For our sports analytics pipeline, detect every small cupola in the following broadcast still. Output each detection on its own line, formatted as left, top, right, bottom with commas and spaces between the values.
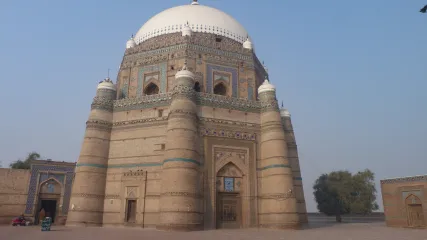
97, 77, 116, 91
126, 35, 136, 49
182, 21, 192, 37
243, 36, 253, 50
257, 77, 276, 94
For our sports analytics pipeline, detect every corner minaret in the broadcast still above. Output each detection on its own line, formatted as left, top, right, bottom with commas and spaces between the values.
280, 107, 308, 224
157, 63, 203, 231
258, 79, 300, 229
66, 77, 116, 226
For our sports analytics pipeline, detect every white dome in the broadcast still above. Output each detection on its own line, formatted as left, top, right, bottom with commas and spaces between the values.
134, 3, 250, 44
258, 79, 276, 94
181, 23, 192, 37
97, 78, 116, 91
126, 37, 136, 49
243, 37, 253, 50
280, 108, 291, 117
175, 64, 195, 80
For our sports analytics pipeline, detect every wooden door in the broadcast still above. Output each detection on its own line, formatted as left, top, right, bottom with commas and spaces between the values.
217, 193, 241, 229
407, 204, 425, 228
126, 200, 137, 223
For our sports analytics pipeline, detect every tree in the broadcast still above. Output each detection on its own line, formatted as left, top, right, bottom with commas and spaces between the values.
313, 169, 379, 222
9, 152, 41, 169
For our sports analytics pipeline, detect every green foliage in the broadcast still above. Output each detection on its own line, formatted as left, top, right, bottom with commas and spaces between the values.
9, 152, 41, 169
313, 169, 379, 220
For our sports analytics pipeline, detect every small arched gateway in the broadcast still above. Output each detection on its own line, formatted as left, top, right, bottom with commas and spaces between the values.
36, 178, 62, 224
381, 175, 427, 229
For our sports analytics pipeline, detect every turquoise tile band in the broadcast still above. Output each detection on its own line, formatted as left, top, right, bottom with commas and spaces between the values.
258, 164, 291, 171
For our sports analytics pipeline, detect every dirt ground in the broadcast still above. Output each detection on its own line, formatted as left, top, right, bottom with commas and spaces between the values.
0, 222, 425, 240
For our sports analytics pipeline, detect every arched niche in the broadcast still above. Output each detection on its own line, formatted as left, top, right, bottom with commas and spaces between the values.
144, 82, 159, 95
405, 194, 423, 205
39, 178, 62, 195
213, 83, 227, 96
194, 81, 201, 92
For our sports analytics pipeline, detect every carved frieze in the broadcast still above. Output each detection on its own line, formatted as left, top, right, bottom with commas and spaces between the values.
105, 194, 120, 199
200, 128, 256, 141
381, 175, 427, 184
123, 169, 145, 177
160, 191, 203, 199
91, 96, 114, 112
259, 190, 296, 200
113, 116, 168, 127
113, 92, 261, 113
200, 117, 259, 128
71, 193, 105, 199
86, 119, 112, 131
259, 99, 279, 113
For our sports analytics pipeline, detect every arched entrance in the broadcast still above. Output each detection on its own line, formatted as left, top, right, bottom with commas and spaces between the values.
406, 194, 425, 228
36, 178, 62, 224
216, 162, 243, 229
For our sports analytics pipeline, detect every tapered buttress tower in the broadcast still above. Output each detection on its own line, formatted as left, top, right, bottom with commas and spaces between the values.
67, 0, 307, 230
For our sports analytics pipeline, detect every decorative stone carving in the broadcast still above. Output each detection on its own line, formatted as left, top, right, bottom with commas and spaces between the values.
259, 190, 296, 200
105, 194, 120, 199
113, 92, 261, 113
91, 96, 114, 112
381, 175, 427, 184
200, 117, 259, 128
127, 187, 138, 198
123, 169, 145, 177
161, 192, 203, 199
86, 119, 112, 131
71, 193, 105, 199
200, 128, 256, 141
259, 99, 279, 113
113, 116, 168, 127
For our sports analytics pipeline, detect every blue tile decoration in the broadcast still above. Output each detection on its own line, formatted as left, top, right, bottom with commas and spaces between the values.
39, 173, 65, 185
247, 86, 253, 100
137, 62, 167, 96
206, 64, 238, 97
224, 177, 234, 192
25, 164, 75, 215
120, 83, 128, 99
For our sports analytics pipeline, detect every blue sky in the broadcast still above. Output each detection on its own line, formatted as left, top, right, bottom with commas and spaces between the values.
1, 0, 426, 212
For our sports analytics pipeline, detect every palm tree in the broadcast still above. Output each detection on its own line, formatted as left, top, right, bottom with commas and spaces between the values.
420, 5, 427, 13
10, 152, 41, 169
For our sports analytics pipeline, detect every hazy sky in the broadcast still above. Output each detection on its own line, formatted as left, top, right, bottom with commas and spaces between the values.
1, 0, 426, 212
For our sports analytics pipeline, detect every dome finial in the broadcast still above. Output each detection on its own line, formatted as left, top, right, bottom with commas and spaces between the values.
191, 0, 200, 5
281, 100, 284, 108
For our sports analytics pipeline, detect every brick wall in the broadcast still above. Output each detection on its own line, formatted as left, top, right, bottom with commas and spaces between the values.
0, 168, 30, 224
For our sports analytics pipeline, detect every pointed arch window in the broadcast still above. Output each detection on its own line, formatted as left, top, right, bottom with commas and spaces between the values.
144, 83, 159, 95
194, 82, 201, 92
213, 83, 227, 96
